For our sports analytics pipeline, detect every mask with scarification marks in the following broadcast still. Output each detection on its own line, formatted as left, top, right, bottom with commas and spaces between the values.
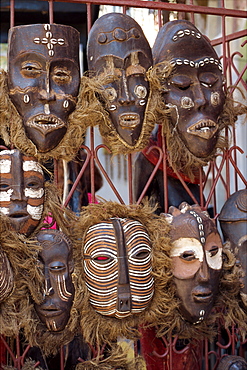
83, 217, 154, 318
153, 20, 225, 159
0, 149, 45, 236
34, 229, 74, 332
163, 202, 223, 324
7, 23, 80, 153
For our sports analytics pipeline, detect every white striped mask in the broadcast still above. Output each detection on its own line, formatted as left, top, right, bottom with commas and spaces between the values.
0, 149, 44, 236
83, 217, 154, 319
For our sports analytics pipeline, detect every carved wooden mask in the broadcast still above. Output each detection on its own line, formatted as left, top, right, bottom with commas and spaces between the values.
165, 202, 223, 324
7, 24, 80, 153
83, 217, 154, 318
0, 149, 45, 236
219, 189, 247, 294
34, 229, 75, 332
152, 20, 225, 159
87, 13, 152, 149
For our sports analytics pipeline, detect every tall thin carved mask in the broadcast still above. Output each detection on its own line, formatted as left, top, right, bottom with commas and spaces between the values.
87, 13, 153, 153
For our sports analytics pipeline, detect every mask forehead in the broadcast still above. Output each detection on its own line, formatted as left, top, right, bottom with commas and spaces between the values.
8, 23, 79, 64
87, 13, 152, 71
153, 19, 221, 67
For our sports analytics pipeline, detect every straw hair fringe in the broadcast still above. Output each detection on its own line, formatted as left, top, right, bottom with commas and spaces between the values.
73, 200, 172, 345
0, 71, 89, 162
0, 215, 44, 336
75, 343, 145, 370
148, 63, 245, 181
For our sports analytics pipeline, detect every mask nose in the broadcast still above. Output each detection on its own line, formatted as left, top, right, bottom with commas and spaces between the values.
193, 83, 207, 109
10, 184, 26, 201
197, 258, 210, 282
43, 270, 54, 298
118, 71, 134, 105
117, 285, 131, 312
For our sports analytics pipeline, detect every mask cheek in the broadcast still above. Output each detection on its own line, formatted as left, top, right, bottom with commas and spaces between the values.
27, 204, 44, 221
206, 248, 222, 270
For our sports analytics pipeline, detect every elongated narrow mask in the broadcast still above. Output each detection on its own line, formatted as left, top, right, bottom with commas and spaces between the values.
83, 217, 154, 318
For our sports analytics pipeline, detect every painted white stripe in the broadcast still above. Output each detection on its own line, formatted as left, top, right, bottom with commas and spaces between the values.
171, 237, 203, 262
0, 159, 11, 173
0, 189, 13, 202
27, 204, 43, 220
24, 188, 44, 199
23, 160, 43, 174
0, 207, 9, 215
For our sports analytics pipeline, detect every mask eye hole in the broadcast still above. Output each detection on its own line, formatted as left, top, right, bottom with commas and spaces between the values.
104, 87, 117, 102
180, 250, 196, 261
134, 251, 149, 259
52, 67, 72, 85
0, 183, 10, 190
134, 85, 147, 99
49, 261, 66, 272
92, 255, 114, 264
208, 246, 219, 257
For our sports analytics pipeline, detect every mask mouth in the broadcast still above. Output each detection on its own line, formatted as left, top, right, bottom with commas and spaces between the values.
9, 211, 29, 219
192, 287, 213, 303
26, 114, 66, 134
187, 119, 218, 139
119, 113, 140, 129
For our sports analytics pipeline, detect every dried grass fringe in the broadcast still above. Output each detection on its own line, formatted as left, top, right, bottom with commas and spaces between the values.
0, 215, 44, 336
0, 71, 90, 162
73, 200, 172, 346
75, 343, 145, 370
148, 62, 246, 181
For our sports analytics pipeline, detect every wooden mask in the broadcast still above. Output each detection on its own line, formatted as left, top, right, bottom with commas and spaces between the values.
165, 202, 223, 324
34, 229, 75, 332
83, 217, 154, 318
8, 24, 80, 153
152, 20, 225, 160
0, 149, 45, 236
219, 189, 247, 294
87, 13, 153, 152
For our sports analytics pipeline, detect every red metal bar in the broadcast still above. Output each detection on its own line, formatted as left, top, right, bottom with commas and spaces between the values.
49, 0, 54, 23
10, 0, 15, 27
38, 0, 247, 18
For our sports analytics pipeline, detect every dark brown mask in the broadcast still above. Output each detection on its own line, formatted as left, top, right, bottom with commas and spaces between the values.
34, 229, 75, 332
219, 189, 247, 294
163, 202, 223, 324
7, 24, 80, 153
0, 149, 45, 236
152, 20, 225, 159
87, 13, 152, 149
